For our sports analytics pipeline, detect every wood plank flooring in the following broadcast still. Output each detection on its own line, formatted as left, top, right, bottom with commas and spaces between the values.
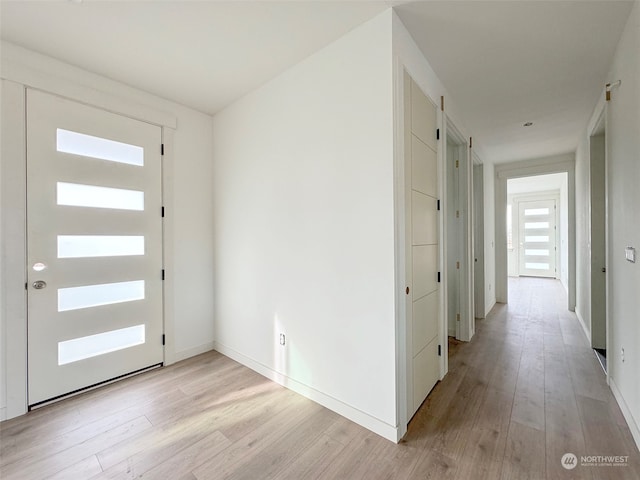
1, 277, 639, 479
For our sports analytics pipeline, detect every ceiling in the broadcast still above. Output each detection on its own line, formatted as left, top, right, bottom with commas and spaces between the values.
0, 1, 393, 113
395, 1, 634, 163
0, 1, 634, 164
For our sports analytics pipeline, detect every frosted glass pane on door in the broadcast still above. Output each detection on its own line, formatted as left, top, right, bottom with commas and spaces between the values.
58, 280, 144, 312
525, 249, 550, 256
525, 236, 549, 242
525, 262, 550, 270
57, 182, 144, 211
58, 324, 145, 365
524, 222, 549, 229
524, 208, 550, 216
58, 235, 144, 258
57, 129, 144, 166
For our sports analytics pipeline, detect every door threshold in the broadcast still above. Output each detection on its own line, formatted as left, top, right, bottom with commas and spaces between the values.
593, 348, 607, 374
29, 363, 163, 410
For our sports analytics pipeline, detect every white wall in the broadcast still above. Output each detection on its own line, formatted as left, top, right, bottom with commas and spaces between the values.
576, 0, 640, 448
211, 11, 398, 440
483, 162, 496, 315
0, 43, 215, 419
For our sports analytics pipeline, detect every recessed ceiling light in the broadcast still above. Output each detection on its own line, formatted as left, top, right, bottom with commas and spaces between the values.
523, 122, 533, 127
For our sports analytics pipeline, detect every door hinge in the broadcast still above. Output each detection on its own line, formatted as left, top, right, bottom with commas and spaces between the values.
25, 282, 28, 290
161, 144, 165, 155
456, 210, 460, 218
162, 334, 166, 346
437, 199, 441, 211
437, 271, 441, 283
438, 344, 442, 356
162, 269, 165, 280
456, 313, 460, 322
161, 206, 165, 217
436, 128, 440, 140
456, 261, 460, 269
440, 96, 444, 112
455, 160, 459, 168
469, 137, 473, 149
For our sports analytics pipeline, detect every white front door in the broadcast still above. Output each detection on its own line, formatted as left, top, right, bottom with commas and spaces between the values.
518, 199, 557, 278
27, 90, 164, 405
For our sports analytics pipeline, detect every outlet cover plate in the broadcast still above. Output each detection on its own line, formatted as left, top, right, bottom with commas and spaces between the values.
625, 247, 636, 263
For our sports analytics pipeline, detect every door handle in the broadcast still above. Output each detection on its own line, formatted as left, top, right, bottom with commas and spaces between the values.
32, 280, 47, 290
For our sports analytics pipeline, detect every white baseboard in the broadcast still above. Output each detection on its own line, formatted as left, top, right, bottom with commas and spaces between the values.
0, 407, 6, 422
610, 377, 640, 452
213, 341, 399, 443
484, 299, 496, 317
574, 307, 591, 344
173, 341, 215, 363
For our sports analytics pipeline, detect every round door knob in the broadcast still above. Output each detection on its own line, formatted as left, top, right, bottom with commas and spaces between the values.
32, 280, 47, 290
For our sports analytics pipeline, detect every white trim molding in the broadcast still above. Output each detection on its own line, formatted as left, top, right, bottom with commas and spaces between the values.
610, 377, 640, 452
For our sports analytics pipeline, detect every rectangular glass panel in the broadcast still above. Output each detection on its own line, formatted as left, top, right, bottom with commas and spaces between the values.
525, 222, 549, 229
58, 235, 144, 258
57, 182, 144, 211
524, 208, 550, 216
58, 324, 145, 365
525, 262, 550, 270
58, 280, 144, 312
57, 129, 144, 166
525, 235, 549, 242
525, 249, 550, 256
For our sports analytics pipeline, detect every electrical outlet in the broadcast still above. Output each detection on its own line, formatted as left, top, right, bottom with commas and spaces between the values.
279, 333, 286, 346
625, 246, 636, 263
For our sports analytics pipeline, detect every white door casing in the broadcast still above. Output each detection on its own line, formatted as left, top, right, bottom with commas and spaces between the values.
405, 74, 440, 419
27, 89, 164, 405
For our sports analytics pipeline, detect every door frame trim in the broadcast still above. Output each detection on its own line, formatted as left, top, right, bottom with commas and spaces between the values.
444, 115, 474, 342
394, 64, 446, 441
586, 94, 610, 385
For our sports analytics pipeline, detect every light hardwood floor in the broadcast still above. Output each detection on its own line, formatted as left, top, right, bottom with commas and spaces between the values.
1, 277, 639, 479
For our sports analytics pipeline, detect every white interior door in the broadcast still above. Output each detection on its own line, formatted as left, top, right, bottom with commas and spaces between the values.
27, 90, 164, 405
518, 199, 557, 278
406, 76, 440, 418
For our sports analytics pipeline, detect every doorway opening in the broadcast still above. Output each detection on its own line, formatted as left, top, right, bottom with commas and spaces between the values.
473, 161, 485, 320
444, 119, 473, 348
506, 173, 568, 289
589, 113, 607, 373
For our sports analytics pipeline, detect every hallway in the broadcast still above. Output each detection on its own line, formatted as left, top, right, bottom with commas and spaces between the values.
1, 279, 639, 479
406, 277, 640, 479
